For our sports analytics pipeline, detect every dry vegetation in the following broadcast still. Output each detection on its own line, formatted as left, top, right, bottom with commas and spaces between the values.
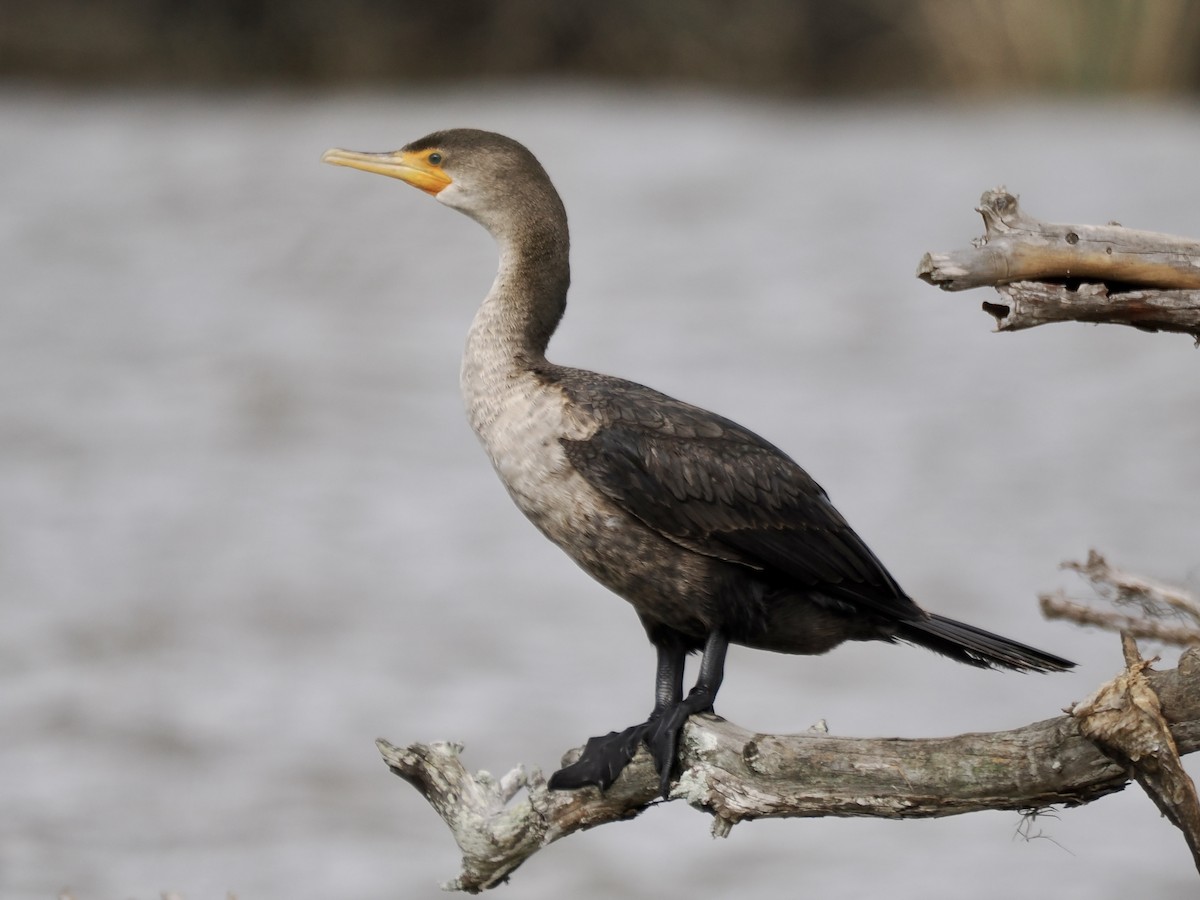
3, 1, 1200, 93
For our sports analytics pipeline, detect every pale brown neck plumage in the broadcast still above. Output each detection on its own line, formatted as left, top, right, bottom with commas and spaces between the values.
459, 170, 571, 443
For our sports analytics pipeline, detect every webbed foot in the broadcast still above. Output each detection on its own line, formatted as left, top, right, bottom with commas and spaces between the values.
547, 722, 651, 792
549, 693, 716, 798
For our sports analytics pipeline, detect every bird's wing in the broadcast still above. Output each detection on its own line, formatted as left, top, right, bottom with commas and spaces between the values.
553, 370, 922, 621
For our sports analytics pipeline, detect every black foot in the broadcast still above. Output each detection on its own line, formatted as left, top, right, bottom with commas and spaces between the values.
549, 694, 715, 798
547, 722, 651, 792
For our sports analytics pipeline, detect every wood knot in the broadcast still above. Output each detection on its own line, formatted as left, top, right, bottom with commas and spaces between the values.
743, 737, 761, 770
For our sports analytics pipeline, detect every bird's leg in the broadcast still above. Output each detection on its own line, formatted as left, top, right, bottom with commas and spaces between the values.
547, 640, 687, 793
650, 638, 686, 717
644, 630, 728, 798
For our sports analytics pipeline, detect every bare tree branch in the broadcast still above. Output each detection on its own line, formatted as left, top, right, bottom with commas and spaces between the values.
918, 188, 1200, 291
986, 281, 1200, 337
1066, 550, 1200, 626
916, 188, 1200, 341
1040, 550, 1200, 645
1041, 593, 1200, 646
379, 647, 1200, 893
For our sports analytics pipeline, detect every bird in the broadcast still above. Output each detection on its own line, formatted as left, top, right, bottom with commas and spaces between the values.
321, 128, 1074, 799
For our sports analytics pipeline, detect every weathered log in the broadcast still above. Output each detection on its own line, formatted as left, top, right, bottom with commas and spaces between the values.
379, 647, 1200, 892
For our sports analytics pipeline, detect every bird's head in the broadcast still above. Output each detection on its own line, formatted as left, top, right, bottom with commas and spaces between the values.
322, 128, 563, 241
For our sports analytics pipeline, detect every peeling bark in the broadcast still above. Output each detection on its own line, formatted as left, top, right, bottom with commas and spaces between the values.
1074, 637, 1200, 874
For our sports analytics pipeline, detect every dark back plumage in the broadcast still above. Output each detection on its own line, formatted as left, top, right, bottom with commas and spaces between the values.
547, 366, 924, 624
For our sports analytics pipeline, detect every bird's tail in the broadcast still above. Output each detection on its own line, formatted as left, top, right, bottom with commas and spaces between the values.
897, 613, 1074, 672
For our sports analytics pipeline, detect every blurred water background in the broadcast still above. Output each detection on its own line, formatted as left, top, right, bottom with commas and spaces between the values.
4, 3, 1200, 899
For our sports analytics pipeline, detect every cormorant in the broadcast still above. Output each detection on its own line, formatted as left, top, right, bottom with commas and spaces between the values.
322, 129, 1074, 798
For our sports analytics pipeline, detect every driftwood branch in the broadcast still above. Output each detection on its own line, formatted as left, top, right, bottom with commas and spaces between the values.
917, 188, 1200, 341
380, 646, 1200, 892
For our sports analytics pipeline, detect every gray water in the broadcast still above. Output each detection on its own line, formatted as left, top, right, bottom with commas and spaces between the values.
3, 85, 1199, 899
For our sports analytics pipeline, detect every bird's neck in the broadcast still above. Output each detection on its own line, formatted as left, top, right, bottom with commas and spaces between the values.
466, 223, 570, 370
461, 219, 570, 440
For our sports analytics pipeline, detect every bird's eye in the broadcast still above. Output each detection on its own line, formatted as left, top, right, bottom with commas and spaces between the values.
428, 152, 443, 166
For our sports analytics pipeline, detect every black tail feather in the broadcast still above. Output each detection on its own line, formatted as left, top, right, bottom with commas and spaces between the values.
898, 614, 1074, 672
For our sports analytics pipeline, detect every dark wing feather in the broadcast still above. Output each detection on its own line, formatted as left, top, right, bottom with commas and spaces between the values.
552, 369, 923, 623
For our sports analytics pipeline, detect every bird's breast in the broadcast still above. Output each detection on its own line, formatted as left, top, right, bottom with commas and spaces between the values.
461, 352, 599, 533
458, 324, 716, 633
459, 358, 715, 634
